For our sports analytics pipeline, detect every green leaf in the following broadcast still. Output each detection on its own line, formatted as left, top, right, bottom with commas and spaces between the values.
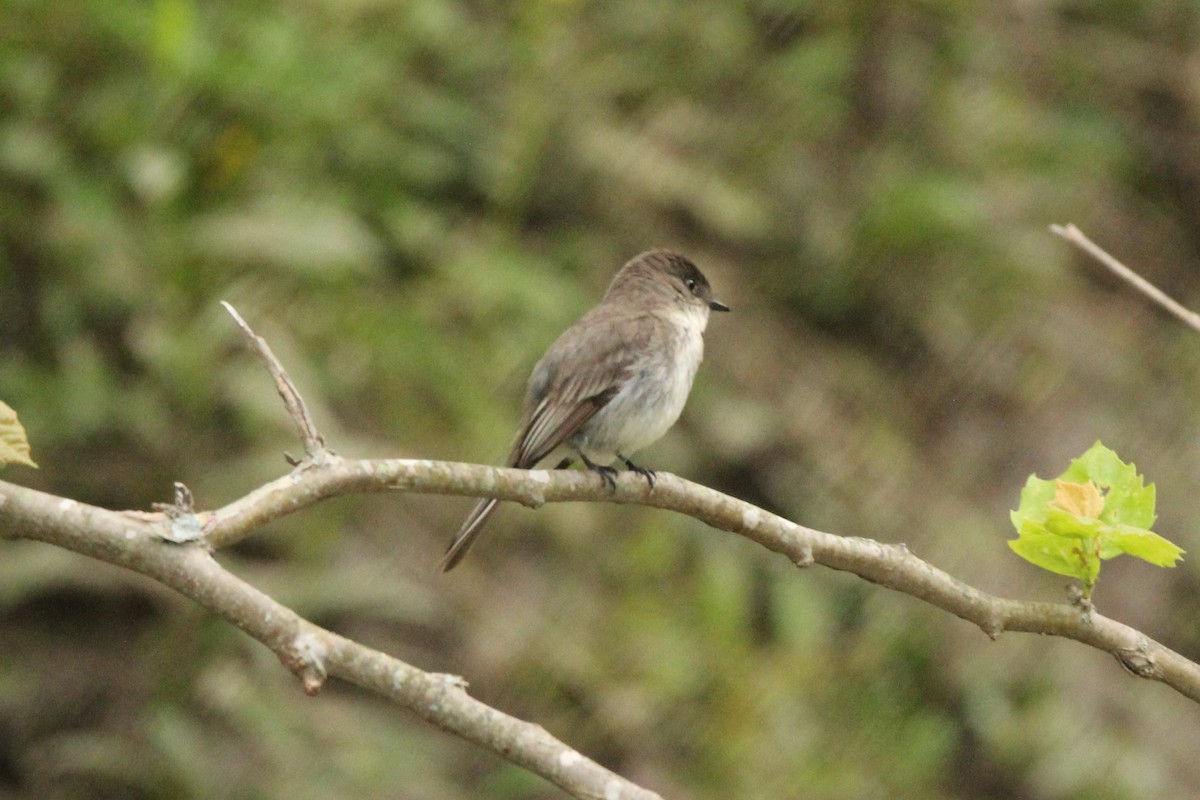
0, 401, 38, 469
1008, 441, 1182, 594
1105, 525, 1185, 567
1043, 507, 1104, 539
1008, 521, 1100, 584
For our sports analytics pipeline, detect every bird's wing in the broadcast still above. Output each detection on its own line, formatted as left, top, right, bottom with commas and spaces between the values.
512, 384, 618, 467
508, 313, 649, 468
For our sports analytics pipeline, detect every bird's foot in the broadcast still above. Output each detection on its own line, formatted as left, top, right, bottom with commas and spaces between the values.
580, 454, 619, 491
620, 454, 656, 489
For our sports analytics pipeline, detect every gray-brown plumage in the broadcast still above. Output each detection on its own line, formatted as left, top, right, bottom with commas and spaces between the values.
440, 249, 729, 571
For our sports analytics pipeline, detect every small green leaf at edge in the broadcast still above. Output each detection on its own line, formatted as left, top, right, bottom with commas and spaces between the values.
1009, 441, 1184, 578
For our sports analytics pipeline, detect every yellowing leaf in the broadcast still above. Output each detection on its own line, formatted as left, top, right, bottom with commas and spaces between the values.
1051, 479, 1104, 519
0, 401, 37, 469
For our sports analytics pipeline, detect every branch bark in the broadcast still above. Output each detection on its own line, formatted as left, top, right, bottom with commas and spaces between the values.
0, 479, 663, 800
1052, 222, 1200, 333
142, 455, 1200, 702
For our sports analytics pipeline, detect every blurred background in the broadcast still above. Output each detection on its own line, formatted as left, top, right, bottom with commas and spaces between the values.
4, 0, 1200, 797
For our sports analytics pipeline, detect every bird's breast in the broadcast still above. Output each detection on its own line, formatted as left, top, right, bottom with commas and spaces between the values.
571, 311, 706, 462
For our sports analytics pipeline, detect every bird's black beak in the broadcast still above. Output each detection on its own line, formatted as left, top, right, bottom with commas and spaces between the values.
709, 299, 731, 312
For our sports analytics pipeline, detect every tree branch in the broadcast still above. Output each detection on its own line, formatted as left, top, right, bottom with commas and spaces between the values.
221, 300, 329, 463
0, 479, 663, 800
1051, 222, 1200, 333
204, 455, 1199, 700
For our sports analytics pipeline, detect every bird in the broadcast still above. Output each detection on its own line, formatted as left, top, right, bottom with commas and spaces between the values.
440, 249, 729, 571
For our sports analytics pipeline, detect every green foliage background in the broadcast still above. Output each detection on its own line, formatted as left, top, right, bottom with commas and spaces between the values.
4, 1, 1200, 797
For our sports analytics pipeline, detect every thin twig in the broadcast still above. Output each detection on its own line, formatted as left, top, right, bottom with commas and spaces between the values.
1051, 223, 1200, 334
221, 301, 328, 462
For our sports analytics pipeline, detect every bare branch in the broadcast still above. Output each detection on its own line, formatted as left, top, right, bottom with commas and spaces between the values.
0, 479, 662, 800
194, 455, 1199, 702
1051, 223, 1200, 334
221, 301, 329, 463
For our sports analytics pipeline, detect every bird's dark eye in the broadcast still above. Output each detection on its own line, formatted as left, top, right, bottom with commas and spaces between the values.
685, 278, 697, 292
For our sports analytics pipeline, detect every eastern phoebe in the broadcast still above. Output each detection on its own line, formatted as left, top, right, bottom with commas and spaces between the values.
440, 249, 729, 572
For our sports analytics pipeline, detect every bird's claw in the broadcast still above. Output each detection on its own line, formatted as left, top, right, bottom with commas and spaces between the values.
580, 454, 620, 492
596, 465, 619, 491
622, 457, 656, 489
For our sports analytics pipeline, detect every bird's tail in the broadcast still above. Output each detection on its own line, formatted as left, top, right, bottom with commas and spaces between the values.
439, 497, 501, 572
